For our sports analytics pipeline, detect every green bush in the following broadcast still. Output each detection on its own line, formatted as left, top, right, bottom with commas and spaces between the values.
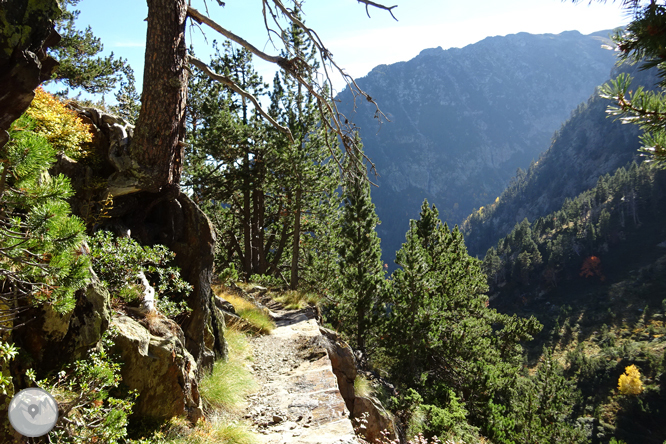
407, 391, 480, 443
89, 231, 192, 318
0, 114, 90, 318
218, 263, 239, 286
40, 335, 136, 443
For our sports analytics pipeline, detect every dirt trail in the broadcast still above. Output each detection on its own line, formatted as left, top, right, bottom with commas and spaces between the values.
244, 307, 359, 444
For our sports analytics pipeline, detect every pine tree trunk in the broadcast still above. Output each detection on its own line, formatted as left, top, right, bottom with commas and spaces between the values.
118, 0, 188, 195
243, 155, 252, 279
290, 188, 302, 290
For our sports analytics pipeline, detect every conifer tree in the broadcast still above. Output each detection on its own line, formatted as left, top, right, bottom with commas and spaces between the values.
48, 0, 129, 95
336, 155, 385, 353
268, 18, 343, 290
382, 200, 541, 424
503, 348, 587, 444
0, 112, 90, 328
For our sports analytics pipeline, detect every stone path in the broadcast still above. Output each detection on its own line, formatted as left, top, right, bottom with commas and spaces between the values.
244, 308, 359, 444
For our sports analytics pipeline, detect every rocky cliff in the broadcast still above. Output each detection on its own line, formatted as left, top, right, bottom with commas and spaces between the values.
338, 30, 619, 267
462, 63, 660, 257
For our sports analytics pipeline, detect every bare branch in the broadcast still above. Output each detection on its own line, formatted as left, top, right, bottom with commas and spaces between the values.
188, 56, 294, 143
356, 0, 398, 20
187, 1, 395, 182
188, 7, 292, 69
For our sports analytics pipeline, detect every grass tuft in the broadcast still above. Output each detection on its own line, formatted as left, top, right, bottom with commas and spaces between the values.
199, 328, 256, 413
273, 290, 320, 310
213, 287, 275, 334
354, 375, 375, 398
167, 419, 258, 444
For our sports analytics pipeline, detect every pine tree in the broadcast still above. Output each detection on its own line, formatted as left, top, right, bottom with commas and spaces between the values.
0, 112, 90, 328
382, 200, 542, 424
268, 18, 343, 290
503, 348, 587, 444
184, 41, 276, 280
336, 158, 385, 353
47, 0, 129, 95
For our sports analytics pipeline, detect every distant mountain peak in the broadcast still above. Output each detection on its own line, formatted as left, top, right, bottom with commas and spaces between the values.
337, 29, 619, 269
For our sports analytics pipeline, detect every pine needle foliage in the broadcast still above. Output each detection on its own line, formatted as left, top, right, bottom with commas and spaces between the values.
0, 114, 90, 324
382, 200, 542, 437
335, 158, 385, 353
48, 0, 128, 95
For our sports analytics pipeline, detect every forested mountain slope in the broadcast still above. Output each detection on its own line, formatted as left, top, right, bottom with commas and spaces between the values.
338, 30, 618, 266
463, 63, 660, 257
481, 160, 666, 444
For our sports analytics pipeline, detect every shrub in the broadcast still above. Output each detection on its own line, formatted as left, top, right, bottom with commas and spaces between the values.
25, 88, 93, 159
0, 115, 90, 319
618, 364, 643, 395
218, 263, 239, 286
89, 231, 192, 318
407, 392, 479, 443
39, 335, 136, 443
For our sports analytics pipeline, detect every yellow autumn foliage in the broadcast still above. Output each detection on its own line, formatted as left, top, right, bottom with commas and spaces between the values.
618, 364, 643, 395
25, 88, 93, 159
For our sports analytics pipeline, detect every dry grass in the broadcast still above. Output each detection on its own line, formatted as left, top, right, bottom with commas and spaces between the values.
213, 286, 275, 335
273, 290, 320, 310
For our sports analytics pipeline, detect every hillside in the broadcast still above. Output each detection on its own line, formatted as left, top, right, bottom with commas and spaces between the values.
462, 63, 660, 257
481, 160, 666, 444
338, 30, 618, 267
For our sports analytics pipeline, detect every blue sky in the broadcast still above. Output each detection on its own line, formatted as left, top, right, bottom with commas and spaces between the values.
72, 0, 630, 99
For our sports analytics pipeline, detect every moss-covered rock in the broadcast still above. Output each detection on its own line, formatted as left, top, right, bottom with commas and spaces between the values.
109, 315, 203, 422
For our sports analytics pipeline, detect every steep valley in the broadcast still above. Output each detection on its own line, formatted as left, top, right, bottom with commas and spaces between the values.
337, 30, 619, 267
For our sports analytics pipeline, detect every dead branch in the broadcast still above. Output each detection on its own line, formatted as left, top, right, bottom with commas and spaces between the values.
188, 56, 294, 142
186, 0, 398, 181
356, 0, 398, 20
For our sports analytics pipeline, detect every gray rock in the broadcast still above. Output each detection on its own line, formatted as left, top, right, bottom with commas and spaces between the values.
110, 315, 203, 422
353, 396, 397, 444
319, 327, 357, 414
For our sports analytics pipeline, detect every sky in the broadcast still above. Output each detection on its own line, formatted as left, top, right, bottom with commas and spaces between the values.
72, 0, 631, 99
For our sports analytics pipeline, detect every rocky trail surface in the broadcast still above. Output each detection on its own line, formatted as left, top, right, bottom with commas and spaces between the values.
243, 304, 359, 444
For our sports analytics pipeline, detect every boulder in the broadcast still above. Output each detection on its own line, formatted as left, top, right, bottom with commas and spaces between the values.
110, 315, 203, 422
14, 273, 111, 375
353, 396, 397, 444
319, 327, 357, 413
210, 304, 229, 360
214, 295, 236, 315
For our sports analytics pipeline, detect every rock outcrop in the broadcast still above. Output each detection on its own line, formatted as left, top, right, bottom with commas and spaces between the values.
353, 395, 397, 444
12, 274, 111, 378
319, 327, 397, 443
319, 327, 357, 413
63, 105, 227, 373
110, 315, 203, 422
0, 0, 61, 149
247, 310, 358, 443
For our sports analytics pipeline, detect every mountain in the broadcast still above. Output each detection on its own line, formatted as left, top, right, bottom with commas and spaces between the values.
462, 63, 660, 257
337, 30, 619, 267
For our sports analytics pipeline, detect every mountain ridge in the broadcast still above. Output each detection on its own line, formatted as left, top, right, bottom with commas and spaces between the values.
338, 29, 620, 268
